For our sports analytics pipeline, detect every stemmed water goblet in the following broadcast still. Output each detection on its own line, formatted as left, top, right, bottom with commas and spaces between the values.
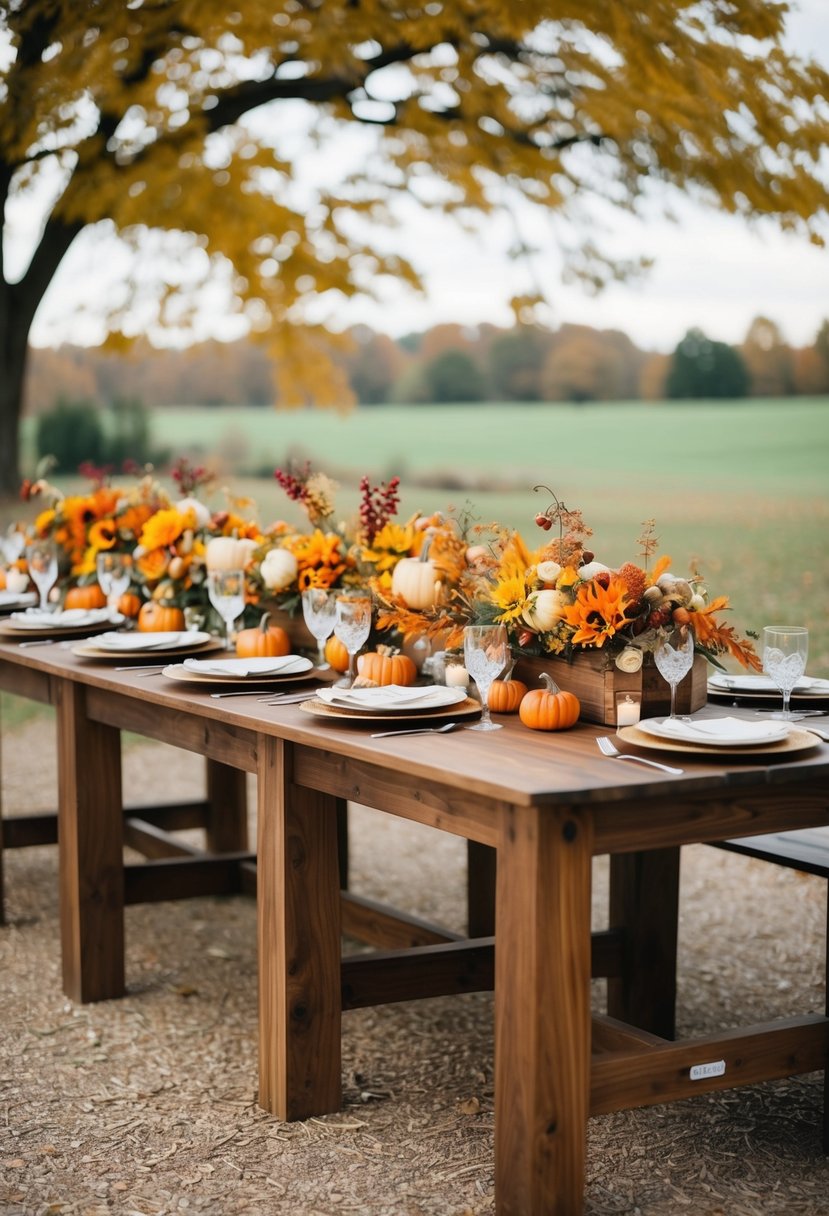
96, 551, 132, 621
207, 569, 246, 649
333, 594, 372, 688
762, 625, 808, 721
654, 626, 695, 719
301, 587, 337, 669
463, 624, 509, 731
25, 539, 58, 611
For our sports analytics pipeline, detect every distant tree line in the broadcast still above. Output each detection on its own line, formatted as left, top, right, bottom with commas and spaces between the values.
23, 315, 829, 415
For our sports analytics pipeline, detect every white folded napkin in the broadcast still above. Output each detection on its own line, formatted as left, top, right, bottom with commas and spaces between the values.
182, 655, 311, 677
9, 607, 112, 629
93, 630, 207, 651
318, 685, 466, 710
653, 715, 788, 745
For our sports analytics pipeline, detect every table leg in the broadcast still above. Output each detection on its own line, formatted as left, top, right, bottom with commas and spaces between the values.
0, 692, 5, 926
467, 840, 496, 937
205, 759, 248, 853
55, 681, 125, 1003
824, 896, 828, 1154
495, 806, 593, 1215
607, 847, 680, 1039
256, 735, 342, 1120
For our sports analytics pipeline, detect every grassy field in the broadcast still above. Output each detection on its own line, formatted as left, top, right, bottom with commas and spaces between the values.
12, 397, 829, 675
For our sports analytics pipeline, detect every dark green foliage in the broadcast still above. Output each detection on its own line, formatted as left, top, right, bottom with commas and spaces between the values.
667, 329, 749, 399
424, 349, 485, 402
488, 327, 548, 400
36, 399, 106, 471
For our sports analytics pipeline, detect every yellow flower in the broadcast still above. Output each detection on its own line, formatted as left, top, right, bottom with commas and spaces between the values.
362, 522, 418, 573
490, 572, 530, 625
561, 576, 632, 648
138, 508, 193, 552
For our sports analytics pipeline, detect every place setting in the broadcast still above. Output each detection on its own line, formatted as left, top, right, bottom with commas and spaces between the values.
71, 629, 223, 661
160, 653, 316, 685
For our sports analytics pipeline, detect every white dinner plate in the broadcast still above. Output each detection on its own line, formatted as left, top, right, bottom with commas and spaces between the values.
6, 607, 117, 631
316, 685, 467, 713
0, 591, 37, 612
637, 715, 790, 748
89, 630, 213, 652
708, 672, 829, 696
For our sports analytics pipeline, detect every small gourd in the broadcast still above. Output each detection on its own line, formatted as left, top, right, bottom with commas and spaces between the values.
356, 645, 417, 688
117, 591, 143, 619
391, 536, 439, 610
519, 673, 580, 731
205, 535, 258, 572
488, 677, 528, 714
325, 634, 350, 672
521, 589, 569, 633
138, 601, 186, 632
64, 583, 107, 611
235, 612, 290, 658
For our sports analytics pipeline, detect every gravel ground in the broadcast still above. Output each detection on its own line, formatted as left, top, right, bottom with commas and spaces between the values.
1, 716, 828, 1216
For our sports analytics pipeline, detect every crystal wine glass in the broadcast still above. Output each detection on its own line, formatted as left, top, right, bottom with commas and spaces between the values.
96, 551, 132, 621
762, 625, 808, 721
301, 587, 337, 669
207, 569, 246, 648
463, 624, 509, 731
654, 627, 695, 719
25, 539, 58, 611
333, 595, 372, 688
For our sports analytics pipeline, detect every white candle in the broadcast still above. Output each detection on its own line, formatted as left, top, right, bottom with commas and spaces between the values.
445, 663, 470, 688
5, 568, 29, 594
616, 694, 640, 726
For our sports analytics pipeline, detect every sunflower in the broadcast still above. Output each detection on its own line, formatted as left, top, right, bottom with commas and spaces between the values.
138, 508, 193, 552
88, 519, 118, 551
490, 572, 531, 625
561, 575, 633, 648
361, 521, 418, 574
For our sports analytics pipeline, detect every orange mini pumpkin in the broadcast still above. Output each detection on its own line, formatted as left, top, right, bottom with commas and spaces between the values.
235, 612, 290, 658
356, 645, 417, 687
138, 601, 185, 632
488, 677, 528, 714
519, 673, 580, 731
64, 583, 107, 611
324, 635, 350, 672
117, 591, 143, 619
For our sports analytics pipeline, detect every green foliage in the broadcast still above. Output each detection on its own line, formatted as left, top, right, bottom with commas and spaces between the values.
666, 330, 749, 400
488, 328, 548, 401
424, 350, 485, 403
36, 396, 162, 473
36, 399, 107, 472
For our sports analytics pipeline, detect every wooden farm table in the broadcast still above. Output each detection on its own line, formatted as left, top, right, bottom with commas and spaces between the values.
1, 639, 828, 1215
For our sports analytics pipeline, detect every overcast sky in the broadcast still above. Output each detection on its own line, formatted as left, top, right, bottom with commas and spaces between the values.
17, 0, 829, 355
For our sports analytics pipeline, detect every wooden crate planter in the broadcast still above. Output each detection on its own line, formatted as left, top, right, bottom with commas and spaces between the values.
512, 650, 708, 726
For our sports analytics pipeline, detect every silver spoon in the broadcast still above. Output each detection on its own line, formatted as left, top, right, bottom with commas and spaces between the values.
370, 721, 460, 739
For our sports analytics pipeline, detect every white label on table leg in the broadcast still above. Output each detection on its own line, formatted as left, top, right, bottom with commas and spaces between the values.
689, 1059, 726, 1081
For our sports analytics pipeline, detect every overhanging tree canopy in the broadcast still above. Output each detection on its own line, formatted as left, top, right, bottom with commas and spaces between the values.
1, 0, 827, 491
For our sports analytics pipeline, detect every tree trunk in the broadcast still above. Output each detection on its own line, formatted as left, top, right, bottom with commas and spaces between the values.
0, 280, 32, 498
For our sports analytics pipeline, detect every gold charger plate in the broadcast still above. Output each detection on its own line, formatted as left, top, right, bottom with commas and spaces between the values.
299, 695, 481, 725
72, 636, 225, 661
160, 662, 318, 686
616, 723, 820, 759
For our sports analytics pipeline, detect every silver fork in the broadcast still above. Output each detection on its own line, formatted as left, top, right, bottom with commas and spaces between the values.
596, 736, 684, 775
371, 722, 460, 739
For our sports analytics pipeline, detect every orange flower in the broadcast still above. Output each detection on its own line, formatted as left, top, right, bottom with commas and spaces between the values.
136, 549, 170, 582
117, 503, 154, 537
562, 575, 633, 648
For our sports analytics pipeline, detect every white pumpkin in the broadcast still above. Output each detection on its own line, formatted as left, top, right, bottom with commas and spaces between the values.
578, 561, 611, 581
176, 497, 211, 528
259, 547, 299, 591
522, 588, 569, 632
392, 555, 439, 610
206, 535, 258, 571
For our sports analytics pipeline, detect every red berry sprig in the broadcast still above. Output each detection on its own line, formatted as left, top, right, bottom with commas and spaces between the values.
274, 463, 311, 504
358, 474, 400, 544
